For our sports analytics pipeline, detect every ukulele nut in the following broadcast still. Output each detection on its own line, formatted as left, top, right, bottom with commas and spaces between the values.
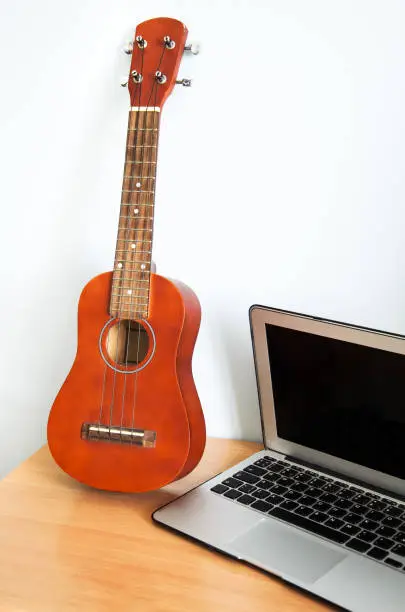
81, 423, 156, 447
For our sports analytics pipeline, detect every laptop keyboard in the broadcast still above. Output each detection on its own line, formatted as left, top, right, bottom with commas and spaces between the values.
210, 454, 405, 572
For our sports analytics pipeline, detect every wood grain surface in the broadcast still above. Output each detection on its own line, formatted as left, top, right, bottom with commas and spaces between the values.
0, 438, 333, 612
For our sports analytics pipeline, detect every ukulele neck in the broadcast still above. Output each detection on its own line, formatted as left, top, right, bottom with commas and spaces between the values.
110, 107, 160, 320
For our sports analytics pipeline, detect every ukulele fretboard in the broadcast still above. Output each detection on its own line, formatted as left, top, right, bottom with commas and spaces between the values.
110, 108, 160, 320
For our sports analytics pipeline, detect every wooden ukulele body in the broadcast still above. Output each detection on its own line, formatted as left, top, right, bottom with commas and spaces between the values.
47, 272, 206, 492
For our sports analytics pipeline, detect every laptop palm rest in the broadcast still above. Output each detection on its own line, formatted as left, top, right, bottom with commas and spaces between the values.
230, 519, 347, 584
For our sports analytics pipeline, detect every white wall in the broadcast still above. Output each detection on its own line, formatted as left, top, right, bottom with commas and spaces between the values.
1, 0, 405, 478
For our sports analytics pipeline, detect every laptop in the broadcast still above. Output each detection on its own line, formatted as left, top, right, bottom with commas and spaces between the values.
153, 305, 405, 612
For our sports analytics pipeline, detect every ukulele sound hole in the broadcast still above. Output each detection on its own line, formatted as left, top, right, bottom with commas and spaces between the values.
105, 320, 149, 365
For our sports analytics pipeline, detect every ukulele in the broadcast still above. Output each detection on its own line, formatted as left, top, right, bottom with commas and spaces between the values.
47, 17, 206, 492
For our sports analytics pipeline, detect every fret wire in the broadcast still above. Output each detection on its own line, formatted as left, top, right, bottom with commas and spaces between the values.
110, 109, 159, 315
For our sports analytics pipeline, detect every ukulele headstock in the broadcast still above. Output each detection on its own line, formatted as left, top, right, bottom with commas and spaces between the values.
124, 17, 189, 109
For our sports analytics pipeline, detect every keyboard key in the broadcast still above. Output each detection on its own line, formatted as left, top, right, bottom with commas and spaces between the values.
256, 480, 273, 490
320, 493, 338, 505
295, 506, 313, 517
338, 488, 356, 500
352, 494, 371, 505
384, 558, 402, 569
224, 489, 242, 499
251, 500, 273, 512
305, 487, 322, 498
322, 483, 342, 494
281, 467, 299, 478
393, 533, 405, 545
295, 472, 313, 483
211, 484, 228, 494
360, 519, 379, 531
392, 544, 405, 557
382, 516, 401, 528
266, 494, 283, 505
234, 471, 260, 484
367, 547, 388, 560
268, 507, 350, 544
368, 500, 388, 511
223, 477, 240, 488
268, 464, 285, 473
270, 485, 288, 496
385, 505, 403, 518
366, 510, 384, 522
341, 524, 360, 536
253, 458, 274, 468
344, 513, 363, 525
277, 477, 294, 488
309, 511, 328, 523
279, 500, 299, 511
238, 483, 256, 494
308, 477, 325, 487
262, 472, 280, 483
290, 482, 308, 493
283, 490, 302, 502
335, 498, 353, 509
351, 504, 368, 515
376, 525, 396, 538
312, 501, 331, 513
357, 530, 377, 543
237, 494, 255, 506
324, 517, 345, 530
299, 495, 317, 507
252, 489, 270, 499
328, 506, 347, 519
374, 537, 394, 550
346, 538, 371, 553
244, 465, 267, 477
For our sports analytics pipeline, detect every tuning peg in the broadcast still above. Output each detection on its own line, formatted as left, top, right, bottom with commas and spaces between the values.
123, 41, 134, 55
120, 76, 128, 87
184, 42, 200, 55
176, 78, 192, 87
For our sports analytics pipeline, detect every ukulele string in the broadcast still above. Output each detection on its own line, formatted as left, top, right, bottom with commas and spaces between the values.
119, 46, 146, 433
130, 46, 166, 436
108, 44, 146, 431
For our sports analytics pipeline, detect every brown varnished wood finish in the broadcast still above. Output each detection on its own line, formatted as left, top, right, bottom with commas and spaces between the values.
173, 279, 206, 478
47, 271, 203, 492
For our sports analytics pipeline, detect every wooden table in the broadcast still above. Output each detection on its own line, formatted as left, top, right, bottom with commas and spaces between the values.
0, 438, 332, 611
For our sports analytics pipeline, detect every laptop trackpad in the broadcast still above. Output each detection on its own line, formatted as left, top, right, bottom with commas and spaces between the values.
230, 519, 347, 584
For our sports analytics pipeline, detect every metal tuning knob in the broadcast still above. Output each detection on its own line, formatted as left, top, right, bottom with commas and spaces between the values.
155, 71, 167, 85
135, 35, 147, 49
184, 42, 200, 55
175, 78, 192, 87
123, 41, 134, 55
131, 70, 143, 83
120, 76, 128, 87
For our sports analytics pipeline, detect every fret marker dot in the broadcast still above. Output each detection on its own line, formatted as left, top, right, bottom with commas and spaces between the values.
127, 290, 132, 295
131, 243, 136, 249
141, 264, 146, 270
117, 263, 123, 269
136, 182, 141, 188
134, 208, 139, 214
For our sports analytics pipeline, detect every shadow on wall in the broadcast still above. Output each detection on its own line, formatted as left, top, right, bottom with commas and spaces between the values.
218, 311, 262, 443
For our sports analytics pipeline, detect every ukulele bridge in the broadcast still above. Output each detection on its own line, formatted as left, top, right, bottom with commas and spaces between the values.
81, 423, 156, 447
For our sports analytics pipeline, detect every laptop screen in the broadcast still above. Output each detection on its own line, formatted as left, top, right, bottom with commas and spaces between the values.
266, 323, 405, 480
